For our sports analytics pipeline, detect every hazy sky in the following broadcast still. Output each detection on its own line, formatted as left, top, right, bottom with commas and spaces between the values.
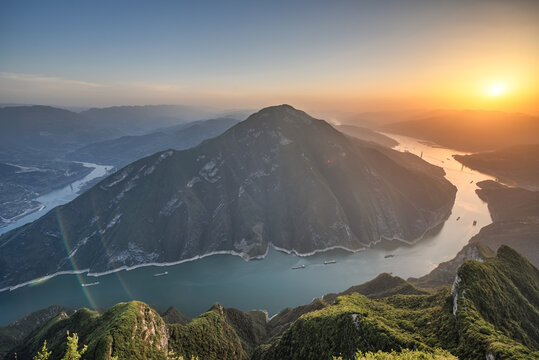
1, 0, 538, 114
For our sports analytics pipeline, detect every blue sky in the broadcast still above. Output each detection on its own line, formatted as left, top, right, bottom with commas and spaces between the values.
1, 0, 538, 113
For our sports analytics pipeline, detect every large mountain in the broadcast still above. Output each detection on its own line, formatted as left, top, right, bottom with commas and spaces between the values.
4, 246, 537, 360
0, 105, 456, 289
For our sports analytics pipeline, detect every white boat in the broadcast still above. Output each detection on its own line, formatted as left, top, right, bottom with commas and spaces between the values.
292, 265, 306, 270
81, 282, 100, 287
324, 260, 337, 265
153, 271, 169, 277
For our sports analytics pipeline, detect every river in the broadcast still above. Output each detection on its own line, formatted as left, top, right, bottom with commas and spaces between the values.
0, 137, 494, 325
0, 162, 113, 236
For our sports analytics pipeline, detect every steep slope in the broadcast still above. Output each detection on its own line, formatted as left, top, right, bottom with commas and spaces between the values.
0, 105, 456, 289
451, 246, 539, 359
454, 144, 539, 190
0, 305, 72, 357
383, 109, 539, 152
7, 301, 168, 360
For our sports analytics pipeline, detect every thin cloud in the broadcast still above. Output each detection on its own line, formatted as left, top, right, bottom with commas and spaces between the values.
0, 72, 105, 88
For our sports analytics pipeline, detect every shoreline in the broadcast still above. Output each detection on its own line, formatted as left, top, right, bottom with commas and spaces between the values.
0, 206, 452, 293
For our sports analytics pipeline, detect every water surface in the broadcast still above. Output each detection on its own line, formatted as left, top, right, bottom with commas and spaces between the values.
0, 136, 494, 325
0, 162, 113, 236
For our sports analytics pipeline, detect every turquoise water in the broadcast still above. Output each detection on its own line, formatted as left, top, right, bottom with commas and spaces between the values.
0, 135, 494, 325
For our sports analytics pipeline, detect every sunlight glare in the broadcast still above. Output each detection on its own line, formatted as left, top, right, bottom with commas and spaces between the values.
487, 83, 507, 97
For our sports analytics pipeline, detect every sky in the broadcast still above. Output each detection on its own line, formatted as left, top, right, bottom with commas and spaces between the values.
1, 0, 538, 114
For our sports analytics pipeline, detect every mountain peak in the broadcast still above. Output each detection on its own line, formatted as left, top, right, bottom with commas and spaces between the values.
247, 104, 315, 124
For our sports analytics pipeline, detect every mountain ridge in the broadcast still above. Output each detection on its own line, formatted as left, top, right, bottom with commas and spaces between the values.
0, 105, 456, 290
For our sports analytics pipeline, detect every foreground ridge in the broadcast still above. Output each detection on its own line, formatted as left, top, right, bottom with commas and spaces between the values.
4, 246, 537, 360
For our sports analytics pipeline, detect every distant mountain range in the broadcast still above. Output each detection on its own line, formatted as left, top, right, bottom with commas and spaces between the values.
66, 117, 239, 167
79, 104, 245, 135
381, 109, 539, 152
454, 144, 539, 190
0, 104, 244, 163
0, 105, 456, 289
0, 105, 242, 226
3, 245, 537, 360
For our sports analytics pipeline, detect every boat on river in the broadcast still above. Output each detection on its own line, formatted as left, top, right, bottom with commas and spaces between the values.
324, 260, 337, 265
153, 271, 169, 277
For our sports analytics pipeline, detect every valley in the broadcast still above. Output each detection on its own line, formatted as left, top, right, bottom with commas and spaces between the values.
0, 114, 495, 326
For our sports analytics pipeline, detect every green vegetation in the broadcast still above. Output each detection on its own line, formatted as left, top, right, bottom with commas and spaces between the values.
167, 304, 246, 360
452, 245, 539, 359
0, 305, 71, 357
324, 273, 429, 303
60, 332, 87, 360
334, 349, 456, 360
6, 246, 538, 360
253, 290, 457, 360
32, 341, 51, 360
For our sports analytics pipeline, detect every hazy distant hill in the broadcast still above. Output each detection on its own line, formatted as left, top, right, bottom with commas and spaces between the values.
454, 144, 539, 190
335, 124, 398, 148
0, 105, 456, 289
0, 105, 239, 163
382, 110, 539, 152
79, 104, 226, 135
66, 118, 239, 167
0, 105, 241, 225
0, 106, 115, 162
469, 180, 539, 267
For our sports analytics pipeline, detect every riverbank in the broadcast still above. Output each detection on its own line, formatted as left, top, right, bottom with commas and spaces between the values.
0, 162, 113, 236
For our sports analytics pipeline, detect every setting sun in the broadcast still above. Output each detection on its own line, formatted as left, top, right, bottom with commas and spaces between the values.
487, 83, 507, 97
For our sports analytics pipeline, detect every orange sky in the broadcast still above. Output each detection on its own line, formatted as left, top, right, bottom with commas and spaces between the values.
1, 1, 538, 115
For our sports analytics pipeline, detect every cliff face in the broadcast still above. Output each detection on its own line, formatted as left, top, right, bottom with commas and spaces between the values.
0, 105, 456, 289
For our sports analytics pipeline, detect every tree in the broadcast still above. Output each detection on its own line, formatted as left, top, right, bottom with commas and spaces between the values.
61, 331, 87, 360
33, 341, 51, 360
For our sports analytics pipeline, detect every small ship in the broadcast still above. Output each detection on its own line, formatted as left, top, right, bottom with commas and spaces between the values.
324, 260, 337, 265
292, 265, 306, 270
81, 282, 100, 287
153, 271, 169, 277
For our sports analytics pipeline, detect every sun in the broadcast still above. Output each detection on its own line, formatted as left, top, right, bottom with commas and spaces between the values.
486, 83, 507, 97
